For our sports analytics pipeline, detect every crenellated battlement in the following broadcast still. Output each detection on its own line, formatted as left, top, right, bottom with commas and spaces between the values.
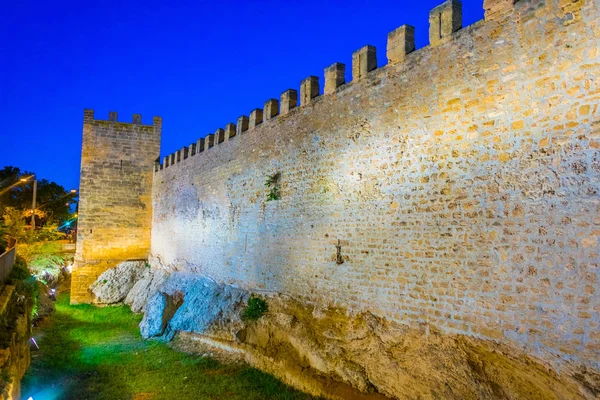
155, 0, 535, 174
84, 109, 162, 132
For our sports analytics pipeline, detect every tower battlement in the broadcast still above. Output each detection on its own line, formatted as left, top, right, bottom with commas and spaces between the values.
72, 108, 161, 304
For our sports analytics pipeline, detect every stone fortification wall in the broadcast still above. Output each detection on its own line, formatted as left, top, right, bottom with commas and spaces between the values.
72, 110, 161, 303
151, 0, 599, 372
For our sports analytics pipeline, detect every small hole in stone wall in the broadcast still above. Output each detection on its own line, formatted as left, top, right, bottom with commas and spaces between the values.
335, 239, 344, 265
89, 229, 92, 234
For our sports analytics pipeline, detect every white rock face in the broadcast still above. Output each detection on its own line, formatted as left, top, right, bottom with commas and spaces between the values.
138, 273, 249, 340
89, 261, 148, 305
125, 268, 169, 313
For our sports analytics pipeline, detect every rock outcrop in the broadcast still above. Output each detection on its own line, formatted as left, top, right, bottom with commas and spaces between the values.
179, 295, 598, 400
139, 274, 248, 341
89, 261, 147, 305
35, 281, 55, 321
91, 262, 600, 399
124, 267, 169, 313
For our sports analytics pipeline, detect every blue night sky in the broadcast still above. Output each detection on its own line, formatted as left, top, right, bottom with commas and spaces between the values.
0, 0, 484, 191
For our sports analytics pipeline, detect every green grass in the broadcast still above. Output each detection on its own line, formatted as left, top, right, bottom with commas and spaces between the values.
22, 294, 318, 400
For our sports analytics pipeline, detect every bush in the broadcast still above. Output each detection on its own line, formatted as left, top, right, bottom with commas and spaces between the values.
17, 241, 67, 278
7, 256, 38, 319
242, 296, 268, 321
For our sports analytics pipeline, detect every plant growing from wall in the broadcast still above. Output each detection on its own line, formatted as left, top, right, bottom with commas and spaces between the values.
265, 173, 281, 201
242, 296, 268, 321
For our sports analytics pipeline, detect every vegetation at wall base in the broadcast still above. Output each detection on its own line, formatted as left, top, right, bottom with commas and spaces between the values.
18, 240, 70, 278
5, 255, 38, 321
242, 296, 269, 321
21, 294, 318, 400
0, 256, 34, 395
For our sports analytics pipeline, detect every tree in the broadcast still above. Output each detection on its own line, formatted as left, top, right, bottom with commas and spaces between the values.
0, 220, 7, 254
0, 166, 77, 228
2, 207, 28, 242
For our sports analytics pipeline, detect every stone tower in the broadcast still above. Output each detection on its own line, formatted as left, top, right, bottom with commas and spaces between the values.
71, 109, 162, 304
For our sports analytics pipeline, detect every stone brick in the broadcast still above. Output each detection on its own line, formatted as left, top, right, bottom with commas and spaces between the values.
429, 0, 462, 47
264, 99, 279, 120
196, 138, 205, 153
237, 116, 249, 135
225, 123, 236, 141
352, 45, 377, 81
215, 128, 225, 144
387, 25, 415, 64
280, 89, 298, 114
484, 0, 514, 21
300, 77, 319, 106
204, 134, 215, 151
249, 109, 263, 129
324, 63, 345, 94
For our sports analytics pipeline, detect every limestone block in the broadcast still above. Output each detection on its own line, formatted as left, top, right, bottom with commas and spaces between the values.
125, 267, 169, 313
352, 45, 377, 81
387, 25, 415, 64
89, 261, 148, 305
153, 116, 162, 129
204, 134, 215, 151
163, 156, 169, 168
324, 63, 345, 94
250, 109, 263, 128
300, 76, 320, 106
215, 128, 225, 144
264, 99, 279, 120
484, 0, 514, 21
237, 116, 249, 135
429, 0, 462, 47
140, 292, 170, 338
196, 138, 205, 153
280, 89, 298, 114
83, 108, 94, 123
225, 123, 236, 140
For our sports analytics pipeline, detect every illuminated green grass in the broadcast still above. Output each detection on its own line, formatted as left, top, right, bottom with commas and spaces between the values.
22, 294, 317, 400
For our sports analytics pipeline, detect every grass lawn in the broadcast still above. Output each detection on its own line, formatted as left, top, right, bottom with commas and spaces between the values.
21, 293, 317, 400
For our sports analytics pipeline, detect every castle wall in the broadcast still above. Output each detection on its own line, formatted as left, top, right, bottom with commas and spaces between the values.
72, 111, 161, 303
151, 0, 599, 370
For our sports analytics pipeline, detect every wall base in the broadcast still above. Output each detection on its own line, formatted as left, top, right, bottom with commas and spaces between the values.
70, 260, 122, 304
